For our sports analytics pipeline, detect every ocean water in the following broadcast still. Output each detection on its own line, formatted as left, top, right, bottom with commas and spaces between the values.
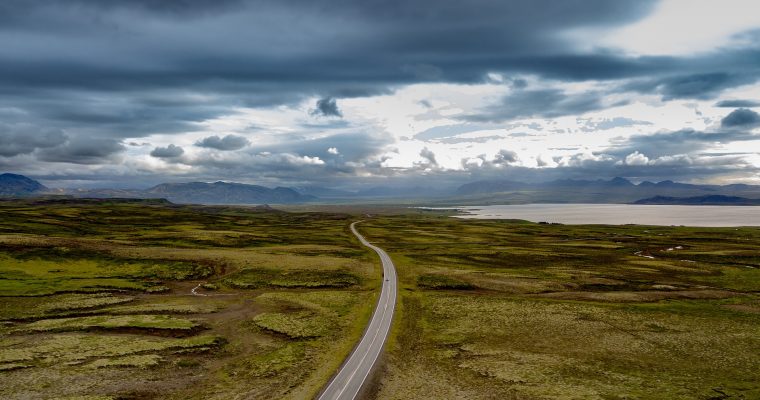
454, 204, 760, 227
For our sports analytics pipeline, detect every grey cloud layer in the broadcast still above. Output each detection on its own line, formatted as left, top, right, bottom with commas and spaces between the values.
37, 137, 126, 164
463, 89, 611, 122
721, 108, 760, 128
195, 134, 250, 151
0, 123, 67, 157
312, 98, 343, 118
1, 0, 760, 186
608, 127, 759, 159
151, 144, 185, 158
715, 99, 760, 108
0, 1, 755, 109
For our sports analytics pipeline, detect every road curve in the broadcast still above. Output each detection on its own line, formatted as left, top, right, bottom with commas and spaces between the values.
317, 221, 397, 400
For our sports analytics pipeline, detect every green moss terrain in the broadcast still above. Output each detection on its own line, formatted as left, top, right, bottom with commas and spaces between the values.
0, 199, 378, 400
361, 215, 760, 400
2, 199, 759, 399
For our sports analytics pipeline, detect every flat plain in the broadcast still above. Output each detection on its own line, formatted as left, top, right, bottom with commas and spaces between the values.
1, 200, 759, 399
0, 199, 378, 399
360, 215, 760, 399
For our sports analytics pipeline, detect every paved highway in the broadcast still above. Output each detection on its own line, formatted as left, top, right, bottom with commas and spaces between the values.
317, 221, 397, 400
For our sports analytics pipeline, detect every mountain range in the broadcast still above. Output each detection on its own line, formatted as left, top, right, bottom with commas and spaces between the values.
144, 182, 314, 204
633, 195, 760, 206
450, 177, 760, 204
4, 173, 760, 205
0, 174, 314, 204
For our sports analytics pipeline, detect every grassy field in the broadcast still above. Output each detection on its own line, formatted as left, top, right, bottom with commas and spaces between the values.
2, 199, 759, 399
0, 199, 378, 399
360, 216, 760, 400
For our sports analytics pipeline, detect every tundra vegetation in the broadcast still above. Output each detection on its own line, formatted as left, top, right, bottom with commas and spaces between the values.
1, 199, 759, 399
0, 199, 377, 399
360, 216, 760, 400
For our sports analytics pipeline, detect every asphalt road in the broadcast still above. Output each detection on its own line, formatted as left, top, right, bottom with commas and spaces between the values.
317, 221, 397, 400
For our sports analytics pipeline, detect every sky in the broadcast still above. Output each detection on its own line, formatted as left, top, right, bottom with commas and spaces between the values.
1, 0, 760, 190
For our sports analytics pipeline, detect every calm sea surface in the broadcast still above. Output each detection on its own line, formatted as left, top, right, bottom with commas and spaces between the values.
454, 204, 760, 227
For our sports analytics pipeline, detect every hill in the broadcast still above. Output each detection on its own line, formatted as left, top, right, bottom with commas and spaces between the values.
144, 181, 316, 204
633, 195, 760, 205
1, 174, 316, 204
452, 177, 760, 204
0, 173, 47, 196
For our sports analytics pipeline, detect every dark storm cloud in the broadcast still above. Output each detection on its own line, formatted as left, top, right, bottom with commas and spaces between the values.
660, 73, 745, 100
715, 99, 760, 108
37, 136, 126, 164
625, 72, 759, 100
2, 0, 760, 186
721, 108, 760, 128
70, 0, 245, 15
504, 53, 675, 81
0, 123, 67, 157
0, 0, 244, 16
0, 90, 224, 151
463, 89, 609, 122
195, 134, 250, 151
150, 144, 185, 158
0, 0, 750, 134
0, 0, 658, 94
311, 97, 342, 118
0, 0, 754, 118
510, 79, 528, 89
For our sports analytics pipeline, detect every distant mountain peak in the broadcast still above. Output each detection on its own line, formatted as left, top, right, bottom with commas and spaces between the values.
609, 177, 633, 186
0, 173, 47, 196
144, 180, 315, 204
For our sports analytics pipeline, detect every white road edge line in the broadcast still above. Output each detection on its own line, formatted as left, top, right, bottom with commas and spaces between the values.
335, 298, 389, 398
317, 221, 397, 400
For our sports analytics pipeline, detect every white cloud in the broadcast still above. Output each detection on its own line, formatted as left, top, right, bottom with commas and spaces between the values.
290, 155, 325, 165
624, 151, 650, 166
105, 78, 760, 185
